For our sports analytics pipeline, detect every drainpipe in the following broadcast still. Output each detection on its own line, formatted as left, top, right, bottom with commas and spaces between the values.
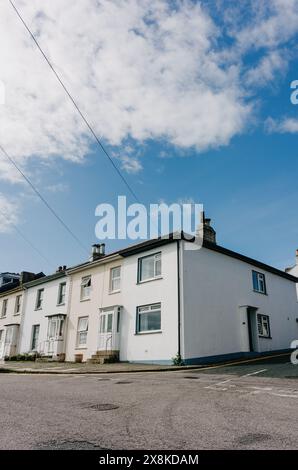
176, 240, 181, 358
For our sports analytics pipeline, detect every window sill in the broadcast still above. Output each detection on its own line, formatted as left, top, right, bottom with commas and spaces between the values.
13, 313, 20, 316
135, 330, 162, 336
80, 298, 90, 302
137, 276, 163, 285
57, 303, 65, 307
35, 308, 43, 311
258, 335, 272, 339
253, 290, 268, 296
109, 290, 121, 295
75, 347, 87, 350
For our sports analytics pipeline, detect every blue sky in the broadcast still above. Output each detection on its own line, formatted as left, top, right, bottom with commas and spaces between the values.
1, 0, 298, 274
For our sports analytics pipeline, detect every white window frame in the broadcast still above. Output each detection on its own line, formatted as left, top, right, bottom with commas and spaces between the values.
57, 282, 66, 305
257, 314, 271, 338
252, 271, 267, 294
110, 266, 121, 293
80, 276, 91, 301
14, 295, 22, 315
76, 316, 89, 347
1, 299, 8, 318
138, 252, 162, 283
35, 289, 44, 310
136, 303, 161, 334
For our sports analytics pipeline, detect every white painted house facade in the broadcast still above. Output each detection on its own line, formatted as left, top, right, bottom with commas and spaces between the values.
2, 221, 298, 364
63, 225, 298, 364
18, 270, 69, 360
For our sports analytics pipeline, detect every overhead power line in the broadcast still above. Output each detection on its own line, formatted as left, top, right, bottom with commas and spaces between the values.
9, 0, 140, 203
0, 207, 54, 268
0, 144, 89, 255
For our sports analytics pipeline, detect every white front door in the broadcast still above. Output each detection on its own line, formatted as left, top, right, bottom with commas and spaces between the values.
98, 307, 121, 351
98, 310, 114, 351
4, 326, 14, 357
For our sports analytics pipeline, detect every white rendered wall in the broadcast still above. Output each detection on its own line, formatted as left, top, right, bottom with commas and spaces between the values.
181, 242, 298, 362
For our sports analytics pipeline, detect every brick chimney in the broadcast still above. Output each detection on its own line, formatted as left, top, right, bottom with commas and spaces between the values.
90, 243, 106, 262
196, 212, 216, 244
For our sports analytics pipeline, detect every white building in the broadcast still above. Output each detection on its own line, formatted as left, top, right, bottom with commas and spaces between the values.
286, 250, 298, 299
18, 269, 69, 360
0, 271, 44, 359
63, 223, 298, 365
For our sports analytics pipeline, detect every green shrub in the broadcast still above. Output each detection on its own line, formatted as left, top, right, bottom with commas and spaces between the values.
172, 353, 184, 366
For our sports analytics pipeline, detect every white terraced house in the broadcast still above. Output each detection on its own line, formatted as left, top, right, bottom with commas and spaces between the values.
0, 271, 44, 359
2, 218, 298, 364
18, 268, 69, 361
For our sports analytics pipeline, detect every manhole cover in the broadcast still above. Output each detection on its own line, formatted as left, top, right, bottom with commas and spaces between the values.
85, 403, 119, 411
184, 376, 199, 379
236, 433, 270, 445
116, 381, 133, 384
37, 440, 106, 450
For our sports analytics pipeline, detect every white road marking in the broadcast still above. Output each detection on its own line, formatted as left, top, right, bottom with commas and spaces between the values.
241, 369, 267, 377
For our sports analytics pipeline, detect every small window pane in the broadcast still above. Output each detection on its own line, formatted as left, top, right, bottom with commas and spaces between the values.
107, 313, 113, 332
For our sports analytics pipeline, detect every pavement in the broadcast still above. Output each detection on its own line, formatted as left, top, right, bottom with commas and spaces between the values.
0, 354, 298, 450
1, 351, 296, 375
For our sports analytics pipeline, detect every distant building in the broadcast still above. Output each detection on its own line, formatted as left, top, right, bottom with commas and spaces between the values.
0, 273, 20, 289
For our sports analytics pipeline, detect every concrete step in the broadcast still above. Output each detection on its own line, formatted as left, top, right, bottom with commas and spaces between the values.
93, 350, 119, 356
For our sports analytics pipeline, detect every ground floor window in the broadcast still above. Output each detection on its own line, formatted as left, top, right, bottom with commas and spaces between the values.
257, 314, 271, 338
77, 316, 88, 347
137, 303, 161, 333
31, 324, 40, 350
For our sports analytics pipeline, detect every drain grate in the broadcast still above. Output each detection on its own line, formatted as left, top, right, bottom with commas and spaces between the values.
184, 376, 199, 380
85, 403, 119, 411
116, 381, 133, 384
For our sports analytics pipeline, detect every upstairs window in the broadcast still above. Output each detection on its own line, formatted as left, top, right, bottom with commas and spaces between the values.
252, 271, 266, 294
138, 252, 161, 283
35, 289, 44, 310
1, 299, 8, 318
14, 295, 22, 314
257, 314, 271, 338
80, 276, 91, 300
110, 267, 121, 292
57, 283, 66, 305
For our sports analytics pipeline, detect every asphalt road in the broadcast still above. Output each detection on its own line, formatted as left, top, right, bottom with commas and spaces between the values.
1, 358, 298, 450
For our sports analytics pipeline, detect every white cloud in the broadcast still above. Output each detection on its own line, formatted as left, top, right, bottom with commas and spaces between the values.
120, 155, 143, 174
0, 194, 19, 233
0, 0, 297, 185
266, 117, 298, 133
